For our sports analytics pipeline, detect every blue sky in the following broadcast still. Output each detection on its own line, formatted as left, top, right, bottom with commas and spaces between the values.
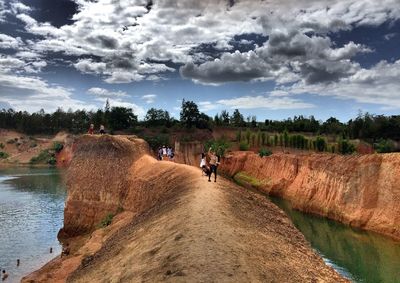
0, 0, 400, 122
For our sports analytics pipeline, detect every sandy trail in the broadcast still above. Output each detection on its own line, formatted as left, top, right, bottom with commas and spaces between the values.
68, 165, 346, 283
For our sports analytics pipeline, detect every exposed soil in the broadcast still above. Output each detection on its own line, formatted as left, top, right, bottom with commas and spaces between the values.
23, 135, 347, 282
68, 170, 346, 282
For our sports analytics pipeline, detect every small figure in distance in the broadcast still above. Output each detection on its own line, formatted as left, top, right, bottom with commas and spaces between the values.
200, 152, 206, 176
61, 243, 70, 257
99, 125, 105, 135
208, 147, 219, 183
169, 147, 175, 162
50, 247, 53, 253
88, 123, 94, 135
157, 147, 162, 160
2, 270, 8, 281
17, 259, 20, 267
162, 145, 167, 160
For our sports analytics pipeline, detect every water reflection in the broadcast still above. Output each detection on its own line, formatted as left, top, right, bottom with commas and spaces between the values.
271, 197, 400, 283
0, 167, 66, 283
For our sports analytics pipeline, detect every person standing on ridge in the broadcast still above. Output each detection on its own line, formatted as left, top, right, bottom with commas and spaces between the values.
88, 123, 94, 135
2, 270, 8, 281
162, 145, 167, 160
99, 125, 105, 135
208, 147, 219, 182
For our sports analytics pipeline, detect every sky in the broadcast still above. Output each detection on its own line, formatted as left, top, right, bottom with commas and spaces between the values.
0, 0, 399, 122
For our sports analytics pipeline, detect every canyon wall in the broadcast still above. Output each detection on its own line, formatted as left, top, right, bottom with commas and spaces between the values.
219, 151, 400, 240
61, 135, 198, 236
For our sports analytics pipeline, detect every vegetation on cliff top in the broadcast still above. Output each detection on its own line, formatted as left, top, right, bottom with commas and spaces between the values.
1, 100, 399, 153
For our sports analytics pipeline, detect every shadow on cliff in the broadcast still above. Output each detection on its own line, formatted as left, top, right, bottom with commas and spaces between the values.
60, 134, 199, 237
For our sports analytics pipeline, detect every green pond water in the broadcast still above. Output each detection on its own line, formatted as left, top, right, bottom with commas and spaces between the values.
270, 196, 400, 283
0, 167, 66, 283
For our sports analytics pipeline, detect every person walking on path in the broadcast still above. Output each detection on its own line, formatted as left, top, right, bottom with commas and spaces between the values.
88, 123, 94, 135
207, 148, 219, 182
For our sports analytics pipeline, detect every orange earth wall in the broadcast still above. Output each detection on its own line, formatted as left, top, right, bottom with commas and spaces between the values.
219, 151, 400, 240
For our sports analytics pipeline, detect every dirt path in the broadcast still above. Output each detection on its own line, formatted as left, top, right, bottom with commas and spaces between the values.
68, 167, 347, 283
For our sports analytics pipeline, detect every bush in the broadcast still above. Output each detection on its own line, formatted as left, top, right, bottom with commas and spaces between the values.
204, 139, 230, 156
53, 142, 64, 153
239, 141, 249, 151
259, 148, 272, 157
236, 130, 242, 142
30, 149, 56, 165
0, 151, 9, 159
0, 143, 4, 149
337, 139, 355, 154
100, 213, 114, 228
315, 136, 327, 152
375, 139, 395, 153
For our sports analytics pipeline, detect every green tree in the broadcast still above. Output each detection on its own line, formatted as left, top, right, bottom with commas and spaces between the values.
231, 109, 245, 127
315, 136, 327, 152
108, 107, 138, 131
220, 110, 230, 125
180, 99, 200, 128
144, 108, 171, 127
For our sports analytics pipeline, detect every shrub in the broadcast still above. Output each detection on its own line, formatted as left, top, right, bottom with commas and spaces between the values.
204, 139, 230, 156
337, 139, 355, 154
0, 143, 4, 149
261, 132, 266, 146
0, 151, 9, 159
375, 139, 395, 153
236, 130, 242, 142
259, 148, 272, 157
315, 136, 327, 152
30, 149, 56, 165
100, 213, 114, 228
239, 141, 250, 151
245, 129, 251, 144
53, 142, 64, 153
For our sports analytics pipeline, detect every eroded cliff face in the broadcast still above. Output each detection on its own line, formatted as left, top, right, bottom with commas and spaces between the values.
220, 151, 400, 240
61, 135, 198, 236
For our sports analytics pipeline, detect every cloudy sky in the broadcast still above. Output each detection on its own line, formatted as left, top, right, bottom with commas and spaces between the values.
0, 0, 399, 121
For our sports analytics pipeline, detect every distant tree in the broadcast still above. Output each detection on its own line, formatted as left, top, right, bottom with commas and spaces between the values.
180, 99, 200, 128
108, 107, 137, 131
220, 110, 230, 125
251, 116, 257, 128
231, 109, 245, 127
337, 139, 355, 154
144, 108, 171, 127
196, 112, 211, 129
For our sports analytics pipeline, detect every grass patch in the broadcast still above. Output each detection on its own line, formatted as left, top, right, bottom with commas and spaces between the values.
30, 149, 56, 165
99, 213, 114, 228
0, 151, 9, 159
234, 171, 269, 188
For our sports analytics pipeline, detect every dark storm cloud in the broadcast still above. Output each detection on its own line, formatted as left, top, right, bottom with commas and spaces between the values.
20, 0, 78, 28
86, 35, 119, 49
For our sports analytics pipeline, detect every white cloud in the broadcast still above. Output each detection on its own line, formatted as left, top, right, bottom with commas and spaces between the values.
141, 94, 157, 104
0, 34, 23, 49
87, 87, 128, 98
273, 60, 400, 108
216, 95, 315, 110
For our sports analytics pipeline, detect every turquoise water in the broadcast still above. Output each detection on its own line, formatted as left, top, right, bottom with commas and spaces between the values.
271, 197, 400, 283
0, 167, 66, 283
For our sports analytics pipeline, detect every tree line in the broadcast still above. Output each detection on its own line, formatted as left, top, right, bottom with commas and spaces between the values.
1, 100, 400, 144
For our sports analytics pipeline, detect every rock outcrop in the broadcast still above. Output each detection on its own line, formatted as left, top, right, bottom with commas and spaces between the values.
220, 151, 400, 240
61, 135, 198, 236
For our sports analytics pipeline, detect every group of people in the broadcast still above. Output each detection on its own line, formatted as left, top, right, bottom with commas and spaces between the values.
88, 124, 106, 135
200, 148, 220, 182
157, 145, 175, 161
